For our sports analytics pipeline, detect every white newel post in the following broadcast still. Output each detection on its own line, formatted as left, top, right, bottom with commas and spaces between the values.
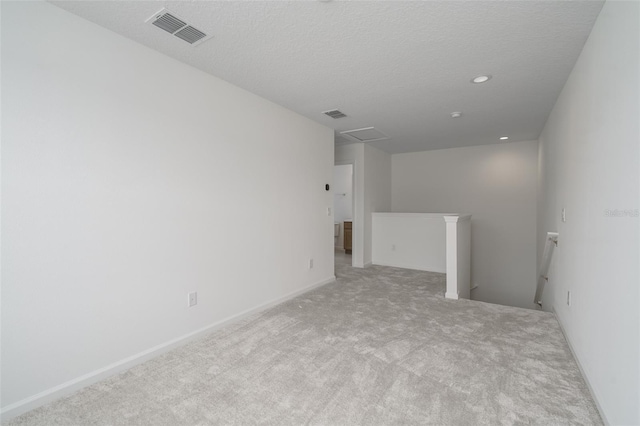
444, 215, 472, 300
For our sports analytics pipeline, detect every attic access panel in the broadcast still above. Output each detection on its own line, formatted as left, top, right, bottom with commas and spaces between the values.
340, 127, 390, 143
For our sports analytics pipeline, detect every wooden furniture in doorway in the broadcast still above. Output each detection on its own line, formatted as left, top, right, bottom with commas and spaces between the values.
344, 221, 352, 254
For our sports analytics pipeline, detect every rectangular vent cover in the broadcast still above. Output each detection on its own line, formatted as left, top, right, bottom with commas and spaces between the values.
152, 13, 186, 34
146, 8, 212, 46
323, 109, 347, 119
340, 127, 390, 142
174, 26, 207, 44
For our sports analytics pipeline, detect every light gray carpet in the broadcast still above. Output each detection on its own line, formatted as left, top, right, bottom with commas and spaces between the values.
5, 261, 601, 425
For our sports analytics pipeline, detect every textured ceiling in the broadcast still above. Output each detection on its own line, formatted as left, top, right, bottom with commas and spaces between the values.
49, 0, 603, 154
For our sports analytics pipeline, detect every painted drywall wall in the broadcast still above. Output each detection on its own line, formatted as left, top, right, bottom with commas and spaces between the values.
363, 144, 392, 266
392, 140, 538, 309
335, 144, 365, 267
372, 213, 446, 273
1, 1, 334, 415
333, 164, 353, 248
537, 1, 639, 423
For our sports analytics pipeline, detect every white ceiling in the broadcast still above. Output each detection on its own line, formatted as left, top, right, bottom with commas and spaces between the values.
49, 0, 603, 154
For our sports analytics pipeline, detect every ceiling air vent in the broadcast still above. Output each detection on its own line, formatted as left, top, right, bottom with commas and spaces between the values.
174, 26, 207, 44
340, 127, 390, 143
152, 13, 186, 34
146, 8, 212, 46
323, 109, 347, 119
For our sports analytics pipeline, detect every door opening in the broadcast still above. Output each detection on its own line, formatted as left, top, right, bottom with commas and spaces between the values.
333, 163, 354, 268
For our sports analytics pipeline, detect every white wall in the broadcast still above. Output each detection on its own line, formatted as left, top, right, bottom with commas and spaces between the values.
1, 1, 334, 416
372, 213, 447, 273
333, 164, 352, 248
392, 140, 538, 309
363, 144, 392, 266
537, 1, 639, 423
335, 143, 391, 267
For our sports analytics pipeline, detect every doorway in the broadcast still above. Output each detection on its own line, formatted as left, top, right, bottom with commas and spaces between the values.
333, 164, 353, 267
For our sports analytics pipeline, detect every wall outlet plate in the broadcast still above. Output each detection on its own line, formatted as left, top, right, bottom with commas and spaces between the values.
188, 292, 197, 307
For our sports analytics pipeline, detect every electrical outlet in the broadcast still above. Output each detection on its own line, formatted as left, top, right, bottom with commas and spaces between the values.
309, 258, 314, 269
566, 291, 571, 306
188, 292, 197, 307
562, 208, 566, 223
327, 207, 332, 216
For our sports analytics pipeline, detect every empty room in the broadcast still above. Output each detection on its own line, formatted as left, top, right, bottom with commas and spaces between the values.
1, 1, 638, 425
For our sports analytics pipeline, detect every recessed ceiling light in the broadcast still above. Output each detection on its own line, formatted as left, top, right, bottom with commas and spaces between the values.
500, 136, 509, 140
471, 75, 492, 84
450, 112, 462, 118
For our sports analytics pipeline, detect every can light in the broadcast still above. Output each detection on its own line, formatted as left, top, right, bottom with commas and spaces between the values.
471, 75, 492, 84
500, 136, 509, 140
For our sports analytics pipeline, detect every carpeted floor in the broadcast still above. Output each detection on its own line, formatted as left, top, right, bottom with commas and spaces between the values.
5, 259, 602, 425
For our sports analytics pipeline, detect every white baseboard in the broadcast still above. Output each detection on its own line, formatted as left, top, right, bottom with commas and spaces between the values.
0, 276, 336, 422
445, 291, 460, 300
363, 261, 372, 268
551, 307, 609, 426
371, 260, 446, 274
